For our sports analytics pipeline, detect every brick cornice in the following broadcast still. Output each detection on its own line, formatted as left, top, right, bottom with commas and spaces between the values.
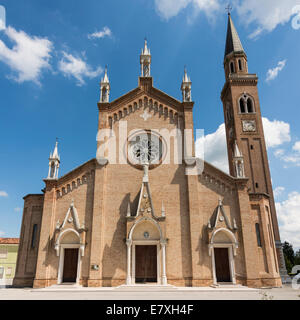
43, 179, 58, 191
182, 101, 194, 110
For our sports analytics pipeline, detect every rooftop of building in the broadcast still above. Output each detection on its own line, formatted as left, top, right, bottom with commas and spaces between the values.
0, 238, 19, 244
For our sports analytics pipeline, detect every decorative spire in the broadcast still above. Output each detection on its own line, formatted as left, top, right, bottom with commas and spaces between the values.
100, 65, 110, 103
181, 66, 192, 102
140, 38, 151, 77
233, 140, 242, 158
183, 66, 190, 83
233, 140, 245, 178
51, 139, 60, 160
142, 38, 150, 55
102, 65, 109, 83
224, 13, 244, 58
47, 140, 60, 179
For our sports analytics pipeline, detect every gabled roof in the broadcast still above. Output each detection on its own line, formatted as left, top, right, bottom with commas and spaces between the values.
0, 238, 19, 244
103, 80, 182, 112
225, 14, 245, 58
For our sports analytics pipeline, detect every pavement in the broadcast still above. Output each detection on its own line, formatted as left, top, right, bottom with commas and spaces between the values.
0, 284, 299, 300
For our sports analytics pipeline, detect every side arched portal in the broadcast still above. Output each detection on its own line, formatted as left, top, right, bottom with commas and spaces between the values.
56, 229, 81, 285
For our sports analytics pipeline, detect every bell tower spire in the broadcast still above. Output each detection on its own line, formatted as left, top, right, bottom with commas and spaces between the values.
100, 65, 110, 103
47, 139, 60, 179
140, 38, 151, 77
224, 13, 248, 79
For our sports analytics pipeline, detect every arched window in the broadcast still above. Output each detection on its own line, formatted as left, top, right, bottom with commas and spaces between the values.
31, 224, 38, 249
247, 98, 253, 113
239, 94, 255, 113
50, 162, 55, 178
230, 61, 235, 73
239, 99, 246, 113
238, 59, 243, 71
255, 223, 262, 247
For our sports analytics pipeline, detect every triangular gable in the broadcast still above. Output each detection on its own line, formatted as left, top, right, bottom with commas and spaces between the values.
127, 164, 165, 222
56, 200, 86, 232
208, 199, 237, 231
105, 83, 182, 114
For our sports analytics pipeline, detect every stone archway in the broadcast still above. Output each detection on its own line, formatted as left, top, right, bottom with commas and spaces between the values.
57, 229, 81, 285
126, 217, 167, 285
209, 228, 238, 285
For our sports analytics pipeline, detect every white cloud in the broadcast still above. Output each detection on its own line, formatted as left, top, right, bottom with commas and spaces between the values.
0, 230, 5, 237
0, 26, 52, 84
274, 149, 285, 158
195, 117, 291, 173
58, 52, 103, 86
274, 186, 285, 199
0, 5, 5, 31
276, 191, 300, 249
266, 60, 287, 82
196, 123, 229, 173
293, 141, 300, 152
88, 26, 112, 39
154, 0, 191, 20
14, 207, 21, 212
262, 117, 291, 148
281, 154, 300, 166
154, 0, 300, 38
154, 0, 220, 20
0, 191, 8, 197
237, 0, 300, 38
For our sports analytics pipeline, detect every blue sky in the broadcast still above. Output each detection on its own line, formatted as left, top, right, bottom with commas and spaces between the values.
0, 0, 300, 249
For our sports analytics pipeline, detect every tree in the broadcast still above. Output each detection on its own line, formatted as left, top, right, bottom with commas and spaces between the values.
295, 249, 300, 266
282, 241, 295, 274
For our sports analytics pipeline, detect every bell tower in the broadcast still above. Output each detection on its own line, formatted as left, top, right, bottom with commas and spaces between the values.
221, 13, 288, 280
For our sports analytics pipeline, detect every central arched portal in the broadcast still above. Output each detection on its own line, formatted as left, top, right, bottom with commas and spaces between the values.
127, 218, 167, 285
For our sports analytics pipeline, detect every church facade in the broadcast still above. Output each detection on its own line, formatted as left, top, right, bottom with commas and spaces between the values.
13, 15, 286, 289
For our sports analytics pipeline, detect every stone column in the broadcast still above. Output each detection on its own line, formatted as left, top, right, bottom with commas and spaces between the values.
161, 240, 167, 285
126, 239, 132, 285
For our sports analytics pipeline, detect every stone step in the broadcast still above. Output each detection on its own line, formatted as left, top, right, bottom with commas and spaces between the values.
115, 284, 178, 291
32, 284, 259, 292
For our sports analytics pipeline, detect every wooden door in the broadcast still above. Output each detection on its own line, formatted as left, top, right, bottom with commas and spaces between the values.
135, 245, 157, 283
63, 248, 78, 283
214, 248, 231, 282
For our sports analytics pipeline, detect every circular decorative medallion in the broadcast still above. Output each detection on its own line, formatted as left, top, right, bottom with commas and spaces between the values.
144, 231, 150, 239
128, 132, 163, 167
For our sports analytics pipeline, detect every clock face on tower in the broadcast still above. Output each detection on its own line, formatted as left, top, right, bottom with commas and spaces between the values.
128, 132, 163, 167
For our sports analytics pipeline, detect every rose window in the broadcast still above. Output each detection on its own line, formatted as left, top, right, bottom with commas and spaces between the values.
128, 133, 162, 165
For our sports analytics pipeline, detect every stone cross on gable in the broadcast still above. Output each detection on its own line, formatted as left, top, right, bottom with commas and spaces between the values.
140, 110, 152, 121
